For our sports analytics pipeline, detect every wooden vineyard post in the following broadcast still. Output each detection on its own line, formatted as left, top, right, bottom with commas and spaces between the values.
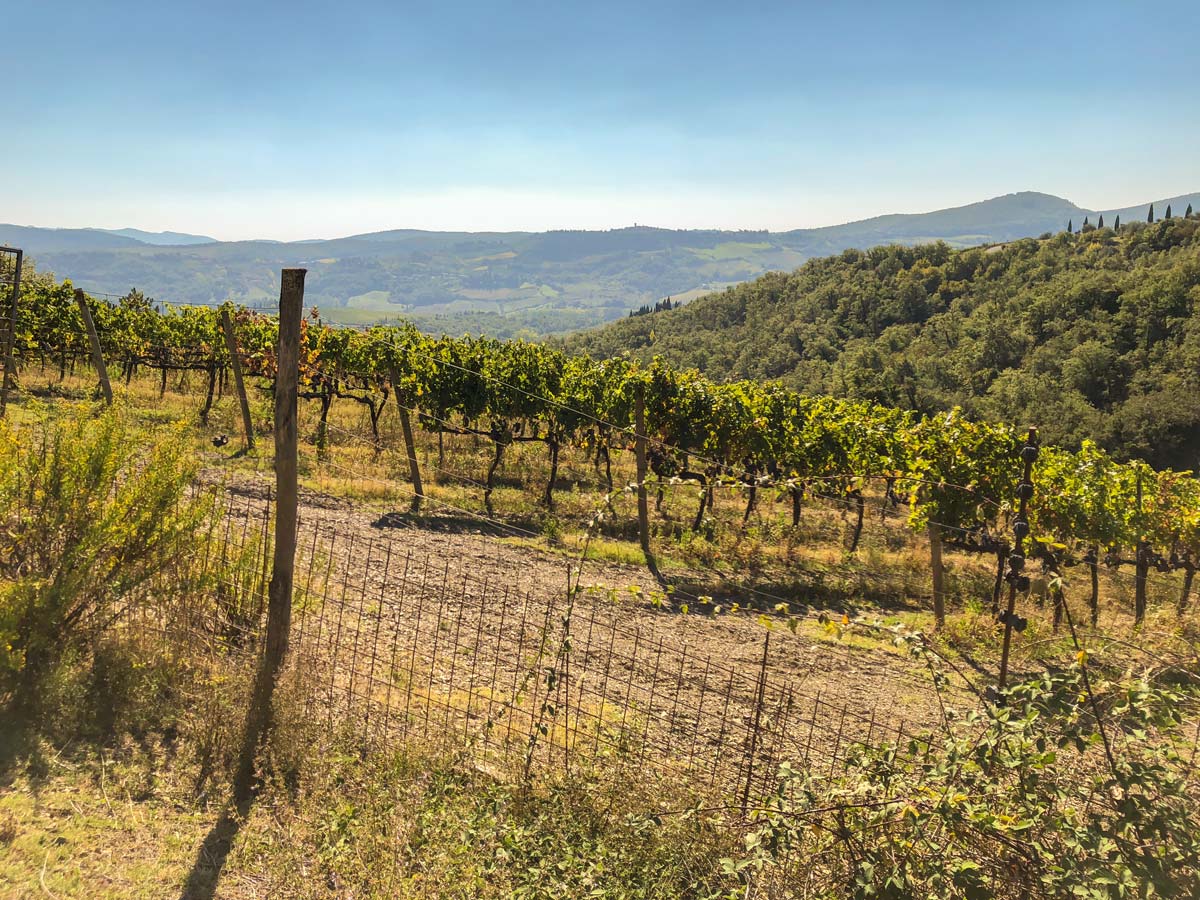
1179, 558, 1195, 616
220, 306, 255, 450
634, 382, 661, 580
0, 248, 22, 418
389, 367, 424, 513
75, 288, 113, 406
928, 522, 945, 628
997, 427, 1039, 700
233, 267, 305, 803
740, 632, 770, 816
1134, 544, 1149, 626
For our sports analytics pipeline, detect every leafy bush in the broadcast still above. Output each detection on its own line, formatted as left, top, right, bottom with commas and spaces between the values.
730, 665, 1200, 899
0, 404, 206, 718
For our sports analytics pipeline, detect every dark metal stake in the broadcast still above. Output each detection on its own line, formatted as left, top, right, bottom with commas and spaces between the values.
997, 427, 1039, 699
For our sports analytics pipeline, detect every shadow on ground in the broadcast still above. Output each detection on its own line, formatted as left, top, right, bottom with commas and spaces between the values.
180, 793, 254, 900
373, 509, 536, 538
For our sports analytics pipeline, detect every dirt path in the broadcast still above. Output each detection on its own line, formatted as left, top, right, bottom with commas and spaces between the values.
217, 475, 971, 793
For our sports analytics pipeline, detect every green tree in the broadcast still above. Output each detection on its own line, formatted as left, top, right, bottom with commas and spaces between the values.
1067, 219, 1073, 233
1166, 204, 1173, 219
1098, 214, 1104, 228
1114, 214, 1121, 230
1148, 204, 1156, 222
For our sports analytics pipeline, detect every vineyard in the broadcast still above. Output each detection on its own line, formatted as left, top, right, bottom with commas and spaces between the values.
9, 0, 1200, 891
2, 262, 1199, 898
12, 270, 1200, 629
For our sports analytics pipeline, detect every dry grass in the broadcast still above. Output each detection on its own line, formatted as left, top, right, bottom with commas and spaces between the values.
0, 738, 212, 898
0, 720, 733, 899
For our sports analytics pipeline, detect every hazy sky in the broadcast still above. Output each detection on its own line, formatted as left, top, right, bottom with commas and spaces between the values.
6, 0, 1199, 241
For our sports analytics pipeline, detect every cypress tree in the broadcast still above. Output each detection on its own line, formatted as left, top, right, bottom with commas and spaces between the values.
1166, 204, 1173, 219
1148, 204, 1155, 223
1187, 204, 1194, 218
1083, 216, 1090, 226
1067, 219, 1073, 233
1098, 214, 1105, 228
1115, 214, 1121, 231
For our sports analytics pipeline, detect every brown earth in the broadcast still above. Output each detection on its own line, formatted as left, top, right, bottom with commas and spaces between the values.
212, 474, 974, 798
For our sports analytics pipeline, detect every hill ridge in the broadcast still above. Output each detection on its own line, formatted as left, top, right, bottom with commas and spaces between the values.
4, 189, 1198, 337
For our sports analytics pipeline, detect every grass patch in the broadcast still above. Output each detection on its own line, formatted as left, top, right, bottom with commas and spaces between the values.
0, 732, 740, 900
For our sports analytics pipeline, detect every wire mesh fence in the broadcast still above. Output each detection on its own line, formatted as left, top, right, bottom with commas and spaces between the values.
122, 480, 949, 809
158, 491, 942, 809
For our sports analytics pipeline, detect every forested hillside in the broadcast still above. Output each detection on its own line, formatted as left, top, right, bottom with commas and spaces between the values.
564, 216, 1200, 469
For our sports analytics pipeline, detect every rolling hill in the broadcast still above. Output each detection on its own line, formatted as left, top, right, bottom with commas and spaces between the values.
103, 228, 216, 246
4, 190, 1197, 337
563, 214, 1200, 469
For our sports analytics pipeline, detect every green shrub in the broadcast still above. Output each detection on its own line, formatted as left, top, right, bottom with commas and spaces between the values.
0, 404, 205, 718
731, 666, 1200, 898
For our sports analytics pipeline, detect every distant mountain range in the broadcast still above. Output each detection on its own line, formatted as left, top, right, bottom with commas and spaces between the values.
103, 228, 216, 246
4, 190, 1197, 336
0, 226, 215, 252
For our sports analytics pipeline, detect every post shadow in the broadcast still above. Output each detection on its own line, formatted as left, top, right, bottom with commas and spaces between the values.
178, 791, 255, 900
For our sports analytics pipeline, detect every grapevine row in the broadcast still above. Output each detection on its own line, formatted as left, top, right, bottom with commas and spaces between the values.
13, 277, 1200, 617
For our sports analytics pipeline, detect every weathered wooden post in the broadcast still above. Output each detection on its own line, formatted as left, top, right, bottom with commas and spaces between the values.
0, 247, 23, 417
389, 367, 424, 513
1179, 556, 1195, 616
75, 288, 113, 406
634, 382, 661, 580
1134, 469, 1148, 627
221, 306, 255, 450
740, 632, 770, 815
233, 268, 304, 802
1082, 546, 1100, 625
928, 522, 945, 627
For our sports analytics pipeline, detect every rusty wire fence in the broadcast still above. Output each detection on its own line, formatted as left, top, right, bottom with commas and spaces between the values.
159, 486, 952, 811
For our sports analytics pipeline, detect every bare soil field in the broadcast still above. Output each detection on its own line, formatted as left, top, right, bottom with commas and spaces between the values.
214, 473, 970, 800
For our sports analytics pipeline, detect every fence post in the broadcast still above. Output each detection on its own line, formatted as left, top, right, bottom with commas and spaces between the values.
233, 267, 305, 802
634, 382, 661, 580
220, 306, 255, 450
0, 248, 22, 418
997, 427, 1039, 699
928, 523, 945, 627
740, 632, 770, 816
389, 367, 424, 513
75, 288, 113, 406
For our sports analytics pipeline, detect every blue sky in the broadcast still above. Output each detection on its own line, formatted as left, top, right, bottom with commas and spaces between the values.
6, 0, 1199, 240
